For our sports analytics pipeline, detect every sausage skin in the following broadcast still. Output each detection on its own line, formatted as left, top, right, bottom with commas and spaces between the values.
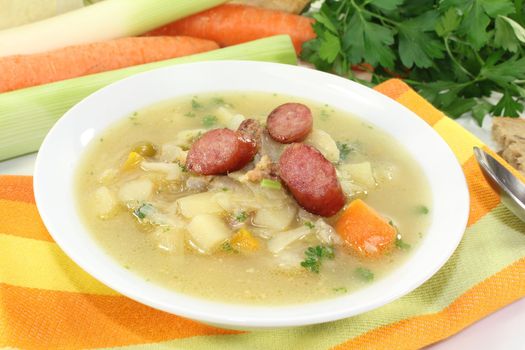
279, 143, 345, 217
186, 128, 256, 175
267, 103, 313, 143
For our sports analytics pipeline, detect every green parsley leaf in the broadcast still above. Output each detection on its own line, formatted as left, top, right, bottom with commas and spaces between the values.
318, 31, 341, 63
343, 12, 396, 68
336, 141, 352, 161
301, 0, 525, 124
415, 205, 430, 214
493, 91, 524, 117
191, 98, 202, 110
435, 8, 461, 37
471, 100, 493, 126
133, 203, 154, 220
221, 241, 237, 253
480, 0, 515, 17
370, 0, 404, 12
355, 267, 374, 282
235, 211, 248, 222
202, 115, 217, 128
304, 221, 315, 229
395, 237, 412, 250
398, 12, 445, 68
212, 97, 225, 105
333, 286, 348, 293
300, 245, 335, 273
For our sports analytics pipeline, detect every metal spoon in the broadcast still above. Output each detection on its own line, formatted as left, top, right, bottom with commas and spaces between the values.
473, 146, 525, 222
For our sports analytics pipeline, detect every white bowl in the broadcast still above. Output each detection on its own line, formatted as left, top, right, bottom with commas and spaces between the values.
34, 61, 469, 329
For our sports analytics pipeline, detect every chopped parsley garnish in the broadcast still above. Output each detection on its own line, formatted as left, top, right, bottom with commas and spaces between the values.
212, 97, 225, 105
260, 178, 282, 190
415, 205, 430, 215
395, 237, 412, 250
202, 115, 217, 128
222, 187, 229, 191
184, 111, 196, 118
133, 203, 154, 220
304, 221, 315, 229
320, 109, 331, 120
191, 98, 202, 110
235, 211, 248, 222
336, 142, 352, 161
355, 267, 374, 282
333, 287, 348, 293
177, 163, 187, 172
221, 241, 238, 253
300, 245, 335, 273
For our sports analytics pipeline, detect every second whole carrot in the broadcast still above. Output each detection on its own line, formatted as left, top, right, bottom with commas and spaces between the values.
0, 36, 219, 93
146, 4, 315, 54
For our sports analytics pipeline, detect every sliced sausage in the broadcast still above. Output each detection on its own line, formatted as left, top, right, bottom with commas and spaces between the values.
238, 119, 262, 147
237, 118, 262, 164
267, 103, 313, 143
186, 129, 256, 175
279, 143, 345, 217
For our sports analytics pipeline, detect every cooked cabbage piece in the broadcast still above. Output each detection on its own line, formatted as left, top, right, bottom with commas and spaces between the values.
253, 205, 297, 231
215, 106, 246, 129
304, 129, 340, 162
267, 226, 310, 253
159, 143, 188, 164
141, 161, 183, 181
173, 129, 206, 149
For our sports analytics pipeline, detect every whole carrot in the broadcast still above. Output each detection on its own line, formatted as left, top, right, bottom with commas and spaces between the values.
146, 4, 315, 54
0, 36, 219, 93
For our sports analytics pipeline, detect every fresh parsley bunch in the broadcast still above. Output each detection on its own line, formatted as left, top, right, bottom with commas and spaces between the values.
302, 0, 525, 125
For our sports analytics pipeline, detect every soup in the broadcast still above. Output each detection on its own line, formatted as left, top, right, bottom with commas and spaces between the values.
75, 92, 431, 305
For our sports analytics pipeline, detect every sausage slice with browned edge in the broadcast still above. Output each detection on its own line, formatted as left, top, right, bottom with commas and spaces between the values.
237, 118, 262, 164
267, 103, 313, 143
186, 128, 256, 175
279, 143, 345, 217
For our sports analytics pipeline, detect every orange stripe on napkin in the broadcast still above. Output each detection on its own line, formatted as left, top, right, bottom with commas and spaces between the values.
331, 257, 525, 350
374, 79, 409, 101
0, 176, 35, 204
0, 283, 240, 349
375, 79, 444, 126
0, 199, 52, 241
462, 156, 501, 226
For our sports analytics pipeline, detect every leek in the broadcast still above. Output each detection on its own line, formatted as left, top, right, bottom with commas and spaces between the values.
260, 179, 282, 190
0, 35, 297, 161
0, 0, 227, 57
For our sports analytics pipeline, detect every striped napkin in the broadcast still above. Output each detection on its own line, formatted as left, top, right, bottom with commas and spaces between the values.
1, 79, 525, 349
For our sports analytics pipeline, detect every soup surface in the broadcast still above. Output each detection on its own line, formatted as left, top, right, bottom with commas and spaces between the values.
76, 92, 431, 305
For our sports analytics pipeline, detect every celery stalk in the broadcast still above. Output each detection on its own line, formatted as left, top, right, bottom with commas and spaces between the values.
0, 0, 227, 56
0, 35, 297, 161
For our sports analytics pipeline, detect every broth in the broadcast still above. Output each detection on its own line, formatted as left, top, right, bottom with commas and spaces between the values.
75, 92, 431, 305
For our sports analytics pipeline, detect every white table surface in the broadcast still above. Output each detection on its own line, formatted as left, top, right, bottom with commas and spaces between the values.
1, 118, 525, 348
